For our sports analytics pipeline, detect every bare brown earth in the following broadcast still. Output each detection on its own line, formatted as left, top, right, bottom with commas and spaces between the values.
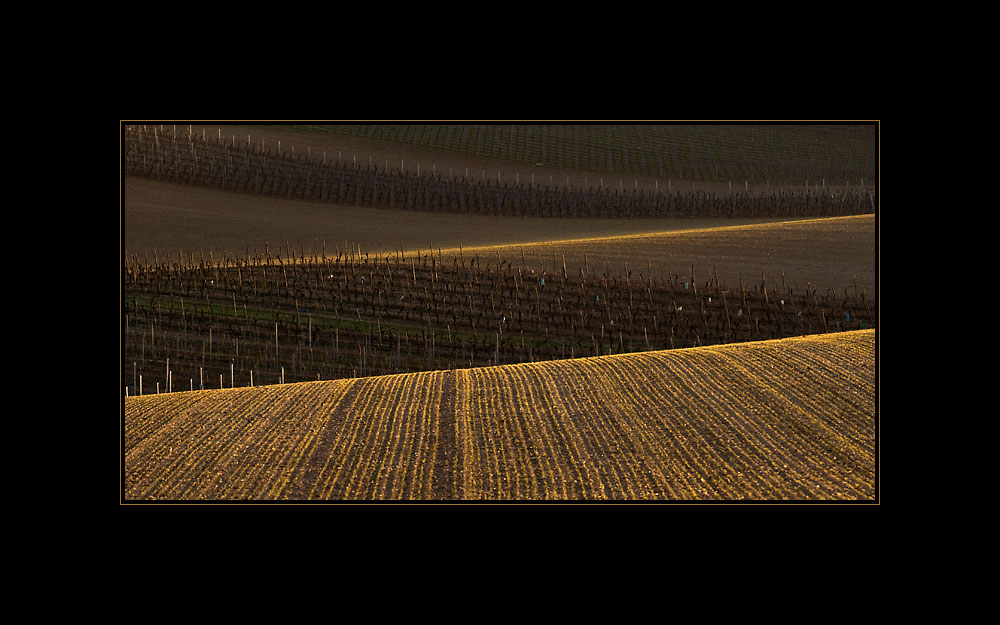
123, 176, 795, 258
121, 126, 879, 503
122, 125, 877, 296
123, 329, 877, 501
122, 175, 875, 297
447, 215, 877, 299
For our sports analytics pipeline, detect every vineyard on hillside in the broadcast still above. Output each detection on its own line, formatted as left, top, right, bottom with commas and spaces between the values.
284, 124, 877, 186
122, 241, 875, 396
122, 125, 876, 220
121, 122, 879, 503
122, 330, 876, 501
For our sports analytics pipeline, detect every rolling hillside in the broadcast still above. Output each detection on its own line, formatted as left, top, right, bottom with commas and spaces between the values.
121, 122, 879, 504
123, 329, 877, 501
283, 124, 877, 185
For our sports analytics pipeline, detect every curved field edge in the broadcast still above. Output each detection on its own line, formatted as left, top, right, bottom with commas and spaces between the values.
425, 214, 877, 297
122, 329, 876, 501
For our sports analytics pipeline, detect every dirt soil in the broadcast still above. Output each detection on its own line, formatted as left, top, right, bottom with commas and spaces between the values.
122, 124, 878, 296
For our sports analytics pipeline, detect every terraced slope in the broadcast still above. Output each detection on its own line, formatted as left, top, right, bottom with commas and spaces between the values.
122, 329, 876, 501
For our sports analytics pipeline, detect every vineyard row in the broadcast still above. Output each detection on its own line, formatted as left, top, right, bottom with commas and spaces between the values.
284, 124, 877, 188
122, 125, 876, 219
122, 248, 876, 396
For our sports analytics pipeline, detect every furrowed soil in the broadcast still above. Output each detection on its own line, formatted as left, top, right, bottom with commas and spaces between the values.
121, 124, 879, 503
122, 330, 877, 501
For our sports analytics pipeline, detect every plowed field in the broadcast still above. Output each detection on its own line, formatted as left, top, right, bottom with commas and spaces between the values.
123, 329, 876, 501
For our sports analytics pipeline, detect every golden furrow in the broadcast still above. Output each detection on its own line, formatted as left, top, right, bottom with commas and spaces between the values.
172, 387, 293, 500
642, 338, 874, 499
454, 368, 479, 498
266, 380, 359, 499
380, 371, 439, 500
391, 373, 426, 500
609, 351, 774, 499
739, 333, 876, 458
533, 358, 636, 499
334, 375, 398, 499
410, 371, 444, 499
705, 339, 875, 498
123, 393, 203, 455
407, 371, 446, 500
205, 381, 358, 500
587, 354, 711, 499
494, 362, 551, 499
462, 362, 554, 500
636, 349, 831, 498
487, 363, 568, 499
174, 387, 285, 499
250, 384, 350, 497
307, 377, 385, 499
508, 361, 600, 499
125, 390, 259, 500
606, 351, 751, 499
557, 355, 691, 499
370, 373, 417, 499
341, 370, 432, 499
703, 336, 875, 497
384, 370, 439, 500
739, 340, 875, 454
615, 351, 757, 498
466, 365, 511, 499
488, 364, 537, 499
124, 330, 876, 501
422, 371, 450, 499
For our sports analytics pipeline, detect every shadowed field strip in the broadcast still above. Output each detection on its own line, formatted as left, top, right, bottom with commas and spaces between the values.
123, 329, 876, 501
124, 177, 874, 295
428, 214, 876, 296
124, 177, 795, 260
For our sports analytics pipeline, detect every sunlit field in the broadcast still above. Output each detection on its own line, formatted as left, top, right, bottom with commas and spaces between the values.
121, 123, 879, 503
123, 330, 876, 501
